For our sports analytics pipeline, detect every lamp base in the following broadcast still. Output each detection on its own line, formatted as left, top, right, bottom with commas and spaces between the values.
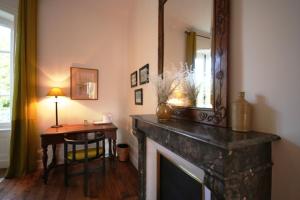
51, 124, 63, 128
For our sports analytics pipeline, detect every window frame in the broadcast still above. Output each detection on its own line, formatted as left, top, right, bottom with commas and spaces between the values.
0, 14, 14, 130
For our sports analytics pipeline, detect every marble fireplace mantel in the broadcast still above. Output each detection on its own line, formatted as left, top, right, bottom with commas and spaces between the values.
131, 114, 280, 200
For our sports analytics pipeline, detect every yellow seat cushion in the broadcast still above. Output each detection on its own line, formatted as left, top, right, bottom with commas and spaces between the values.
67, 147, 103, 161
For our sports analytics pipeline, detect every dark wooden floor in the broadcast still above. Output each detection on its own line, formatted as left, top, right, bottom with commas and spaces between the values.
0, 159, 138, 200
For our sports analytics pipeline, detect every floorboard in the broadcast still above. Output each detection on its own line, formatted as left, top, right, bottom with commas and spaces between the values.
0, 159, 138, 200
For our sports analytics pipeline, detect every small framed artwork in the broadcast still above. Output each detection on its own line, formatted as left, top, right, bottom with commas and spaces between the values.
131, 71, 138, 88
135, 88, 143, 105
139, 64, 149, 85
70, 67, 98, 100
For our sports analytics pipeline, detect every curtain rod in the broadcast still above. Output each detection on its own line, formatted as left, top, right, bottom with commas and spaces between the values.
184, 31, 211, 39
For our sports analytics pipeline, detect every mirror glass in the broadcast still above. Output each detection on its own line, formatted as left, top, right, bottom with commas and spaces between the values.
164, 0, 214, 109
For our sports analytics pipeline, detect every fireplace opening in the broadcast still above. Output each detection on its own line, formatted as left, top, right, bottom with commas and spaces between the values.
158, 153, 204, 200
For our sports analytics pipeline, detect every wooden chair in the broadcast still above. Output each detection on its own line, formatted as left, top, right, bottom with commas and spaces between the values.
64, 132, 106, 196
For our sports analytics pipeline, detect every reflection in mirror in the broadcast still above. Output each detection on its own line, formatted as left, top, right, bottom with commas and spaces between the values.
164, 0, 213, 109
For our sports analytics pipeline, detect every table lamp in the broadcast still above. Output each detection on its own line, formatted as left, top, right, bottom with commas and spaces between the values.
47, 87, 65, 128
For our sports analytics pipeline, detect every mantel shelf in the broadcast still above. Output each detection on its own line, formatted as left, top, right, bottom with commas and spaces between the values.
131, 114, 280, 150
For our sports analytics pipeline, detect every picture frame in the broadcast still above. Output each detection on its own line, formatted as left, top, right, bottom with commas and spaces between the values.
139, 64, 149, 85
131, 71, 138, 88
135, 88, 143, 105
70, 67, 98, 100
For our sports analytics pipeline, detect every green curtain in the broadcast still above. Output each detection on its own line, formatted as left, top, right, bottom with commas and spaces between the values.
6, 0, 38, 178
185, 32, 197, 69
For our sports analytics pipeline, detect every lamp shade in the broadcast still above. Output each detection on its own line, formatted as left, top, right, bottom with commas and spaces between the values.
47, 87, 65, 97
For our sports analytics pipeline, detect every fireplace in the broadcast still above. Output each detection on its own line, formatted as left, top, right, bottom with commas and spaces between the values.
146, 138, 211, 200
158, 153, 203, 200
132, 115, 280, 199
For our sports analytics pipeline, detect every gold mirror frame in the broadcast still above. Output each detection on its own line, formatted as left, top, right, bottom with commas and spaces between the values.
158, 0, 229, 127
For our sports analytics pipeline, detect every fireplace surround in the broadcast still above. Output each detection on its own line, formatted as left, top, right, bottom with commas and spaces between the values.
158, 152, 203, 199
132, 115, 280, 200
146, 137, 211, 199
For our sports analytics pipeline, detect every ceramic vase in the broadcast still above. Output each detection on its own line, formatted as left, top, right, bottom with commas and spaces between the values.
156, 102, 172, 121
231, 92, 251, 132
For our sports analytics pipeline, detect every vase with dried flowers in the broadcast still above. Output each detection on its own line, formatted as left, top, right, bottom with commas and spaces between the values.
181, 65, 200, 107
151, 70, 180, 121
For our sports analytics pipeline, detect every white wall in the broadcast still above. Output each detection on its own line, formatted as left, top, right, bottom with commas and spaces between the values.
125, 0, 158, 167
37, 0, 132, 162
231, 0, 300, 199
127, 0, 300, 199
164, 15, 186, 70
0, 0, 18, 14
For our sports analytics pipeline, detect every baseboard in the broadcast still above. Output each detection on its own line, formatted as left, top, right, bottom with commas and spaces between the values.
0, 130, 10, 169
130, 153, 138, 169
0, 159, 9, 168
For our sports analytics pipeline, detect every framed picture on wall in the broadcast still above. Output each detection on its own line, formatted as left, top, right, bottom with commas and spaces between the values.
135, 88, 143, 105
131, 71, 138, 87
139, 64, 149, 85
70, 67, 98, 100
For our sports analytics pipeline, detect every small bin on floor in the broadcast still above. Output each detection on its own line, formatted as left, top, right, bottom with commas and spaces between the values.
117, 144, 129, 162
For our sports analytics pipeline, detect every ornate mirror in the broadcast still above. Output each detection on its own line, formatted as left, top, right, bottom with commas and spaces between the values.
158, 0, 229, 126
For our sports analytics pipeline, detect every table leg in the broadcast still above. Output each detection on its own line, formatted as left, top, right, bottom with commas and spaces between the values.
108, 138, 112, 157
48, 144, 57, 168
42, 144, 57, 184
113, 139, 117, 159
42, 145, 48, 184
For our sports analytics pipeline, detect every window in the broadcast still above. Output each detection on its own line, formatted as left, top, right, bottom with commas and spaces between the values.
0, 10, 14, 127
194, 49, 212, 109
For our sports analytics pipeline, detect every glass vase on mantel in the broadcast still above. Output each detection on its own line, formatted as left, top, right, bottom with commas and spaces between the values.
156, 102, 172, 121
231, 92, 252, 132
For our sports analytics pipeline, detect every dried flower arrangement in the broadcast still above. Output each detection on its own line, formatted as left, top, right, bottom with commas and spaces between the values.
151, 70, 181, 104
150, 64, 200, 120
151, 64, 200, 106
180, 64, 201, 107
